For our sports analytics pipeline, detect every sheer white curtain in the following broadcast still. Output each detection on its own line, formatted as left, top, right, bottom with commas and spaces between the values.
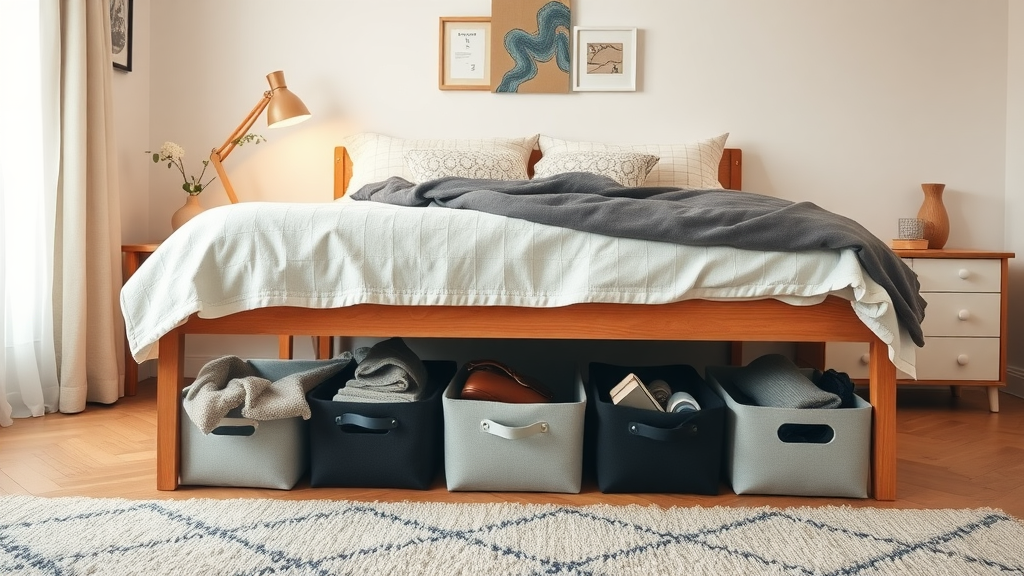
0, 0, 123, 427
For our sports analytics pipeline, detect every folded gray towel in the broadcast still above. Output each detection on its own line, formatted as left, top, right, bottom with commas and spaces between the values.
731, 354, 841, 409
333, 337, 428, 403
184, 355, 351, 434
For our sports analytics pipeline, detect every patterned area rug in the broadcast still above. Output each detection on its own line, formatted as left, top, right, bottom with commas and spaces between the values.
2, 496, 1023, 575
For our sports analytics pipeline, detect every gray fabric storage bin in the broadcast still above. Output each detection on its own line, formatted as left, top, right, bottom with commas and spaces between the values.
180, 359, 339, 489
443, 365, 586, 493
706, 366, 871, 498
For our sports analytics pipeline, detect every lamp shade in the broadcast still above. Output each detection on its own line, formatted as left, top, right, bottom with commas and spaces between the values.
265, 70, 311, 128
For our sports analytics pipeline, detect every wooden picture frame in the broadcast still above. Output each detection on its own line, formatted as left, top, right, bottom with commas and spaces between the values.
573, 27, 637, 92
439, 17, 491, 90
110, 0, 133, 72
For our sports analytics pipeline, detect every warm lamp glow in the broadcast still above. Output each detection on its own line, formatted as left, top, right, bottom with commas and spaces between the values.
210, 70, 311, 204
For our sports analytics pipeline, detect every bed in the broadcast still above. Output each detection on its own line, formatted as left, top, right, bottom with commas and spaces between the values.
124, 133, 919, 500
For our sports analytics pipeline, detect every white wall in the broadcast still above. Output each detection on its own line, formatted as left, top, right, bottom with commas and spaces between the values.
1005, 1, 1023, 397
115, 0, 1018, 375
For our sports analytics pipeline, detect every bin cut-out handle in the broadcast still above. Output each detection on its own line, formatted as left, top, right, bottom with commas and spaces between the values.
777, 423, 835, 444
211, 417, 258, 436
627, 419, 699, 442
480, 419, 549, 440
336, 413, 398, 434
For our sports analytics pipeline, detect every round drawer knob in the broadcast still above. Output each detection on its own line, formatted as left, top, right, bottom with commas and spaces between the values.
957, 354, 969, 366
958, 269, 970, 279
859, 353, 870, 365
958, 309, 971, 321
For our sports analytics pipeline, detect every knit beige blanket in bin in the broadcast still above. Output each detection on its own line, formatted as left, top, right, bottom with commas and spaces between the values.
183, 355, 351, 434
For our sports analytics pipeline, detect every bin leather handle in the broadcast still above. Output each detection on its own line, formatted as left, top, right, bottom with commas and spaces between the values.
211, 417, 258, 436
627, 419, 699, 442
336, 413, 399, 432
480, 419, 549, 440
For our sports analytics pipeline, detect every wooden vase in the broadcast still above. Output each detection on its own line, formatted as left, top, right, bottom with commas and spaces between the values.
171, 195, 205, 231
916, 183, 949, 249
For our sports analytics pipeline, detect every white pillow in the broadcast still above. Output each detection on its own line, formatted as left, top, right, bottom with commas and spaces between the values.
537, 133, 728, 188
533, 151, 659, 187
341, 132, 539, 193
404, 149, 529, 182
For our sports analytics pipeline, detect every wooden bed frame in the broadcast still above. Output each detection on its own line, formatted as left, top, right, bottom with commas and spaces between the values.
153, 146, 899, 500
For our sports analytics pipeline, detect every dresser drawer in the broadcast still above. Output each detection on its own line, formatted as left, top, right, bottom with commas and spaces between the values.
824, 338, 999, 382
918, 292, 1001, 337
823, 342, 911, 380
908, 258, 1001, 292
913, 337, 1000, 381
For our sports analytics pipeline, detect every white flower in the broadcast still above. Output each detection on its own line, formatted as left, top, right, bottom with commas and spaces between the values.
147, 134, 263, 195
159, 141, 185, 161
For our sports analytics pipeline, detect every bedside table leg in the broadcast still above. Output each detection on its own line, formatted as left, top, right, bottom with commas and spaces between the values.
122, 251, 143, 397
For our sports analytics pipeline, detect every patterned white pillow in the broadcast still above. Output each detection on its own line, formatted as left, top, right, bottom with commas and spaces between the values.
537, 133, 729, 188
533, 151, 660, 187
404, 149, 529, 182
341, 132, 539, 193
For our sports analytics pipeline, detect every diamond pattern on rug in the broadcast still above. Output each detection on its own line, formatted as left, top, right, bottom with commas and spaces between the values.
2, 496, 1024, 576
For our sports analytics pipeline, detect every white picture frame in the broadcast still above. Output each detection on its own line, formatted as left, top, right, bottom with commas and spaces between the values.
572, 27, 637, 92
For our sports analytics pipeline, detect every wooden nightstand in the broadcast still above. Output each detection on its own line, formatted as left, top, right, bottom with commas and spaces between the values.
797, 249, 1015, 412
122, 243, 161, 396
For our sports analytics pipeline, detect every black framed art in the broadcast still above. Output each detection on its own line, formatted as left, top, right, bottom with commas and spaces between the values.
111, 0, 133, 71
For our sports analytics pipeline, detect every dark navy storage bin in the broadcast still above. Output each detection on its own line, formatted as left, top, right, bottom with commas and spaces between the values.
586, 363, 725, 494
307, 360, 457, 489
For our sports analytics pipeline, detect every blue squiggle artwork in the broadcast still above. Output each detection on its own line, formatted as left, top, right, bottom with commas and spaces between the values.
495, 1, 571, 93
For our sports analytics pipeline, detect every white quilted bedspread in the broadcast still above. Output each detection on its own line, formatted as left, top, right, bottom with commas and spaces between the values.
120, 201, 916, 375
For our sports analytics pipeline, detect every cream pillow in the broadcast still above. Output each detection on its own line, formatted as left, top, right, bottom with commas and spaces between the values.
537, 133, 728, 188
341, 132, 539, 193
533, 151, 659, 187
404, 149, 529, 182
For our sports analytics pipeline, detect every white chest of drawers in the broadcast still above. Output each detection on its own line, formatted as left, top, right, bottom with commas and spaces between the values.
797, 249, 1014, 412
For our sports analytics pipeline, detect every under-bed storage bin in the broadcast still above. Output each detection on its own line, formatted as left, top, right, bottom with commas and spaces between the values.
587, 363, 725, 494
180, 359, 340, 490
307, 360, 457, 489
706, 366, 871, 498
442, 364, 586, 492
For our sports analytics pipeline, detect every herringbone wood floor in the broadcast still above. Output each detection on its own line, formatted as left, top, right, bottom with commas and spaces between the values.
1, 379, 1022, 517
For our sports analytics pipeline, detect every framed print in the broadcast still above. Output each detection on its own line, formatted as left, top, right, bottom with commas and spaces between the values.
110, 0, 133, 71
439, 17, 491, 90
572, 27, 637, 92
490, 0, 571, 94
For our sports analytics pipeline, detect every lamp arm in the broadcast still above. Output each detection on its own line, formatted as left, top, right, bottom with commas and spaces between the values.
209, 90, 272, 204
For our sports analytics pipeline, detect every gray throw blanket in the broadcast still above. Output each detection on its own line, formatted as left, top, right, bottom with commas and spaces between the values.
333, 337, 429, 403
352, 173, 927, 346
183, 355, 351, 434
732, 354, 841, 409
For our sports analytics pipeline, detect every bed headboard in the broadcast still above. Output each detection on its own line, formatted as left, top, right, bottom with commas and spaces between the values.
333, 146, 743, 199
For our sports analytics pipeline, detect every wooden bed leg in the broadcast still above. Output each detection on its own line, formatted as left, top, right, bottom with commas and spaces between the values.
278, 335, 294, 359
868, 338, 897, 501
317, 336, 333, 359
156, 328, 185, 491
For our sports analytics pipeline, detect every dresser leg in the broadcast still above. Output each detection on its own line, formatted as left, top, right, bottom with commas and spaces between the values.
987, 387, 1000, 413
949, 385, 961, 398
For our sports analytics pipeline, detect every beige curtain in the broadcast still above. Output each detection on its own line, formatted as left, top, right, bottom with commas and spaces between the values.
53, 0, 124, 412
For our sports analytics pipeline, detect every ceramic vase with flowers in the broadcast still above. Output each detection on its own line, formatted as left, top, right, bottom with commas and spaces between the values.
147, 135, 265, 231
148, 141, 211, 231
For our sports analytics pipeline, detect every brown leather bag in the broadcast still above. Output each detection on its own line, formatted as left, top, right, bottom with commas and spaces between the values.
459, 360, 554, 404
